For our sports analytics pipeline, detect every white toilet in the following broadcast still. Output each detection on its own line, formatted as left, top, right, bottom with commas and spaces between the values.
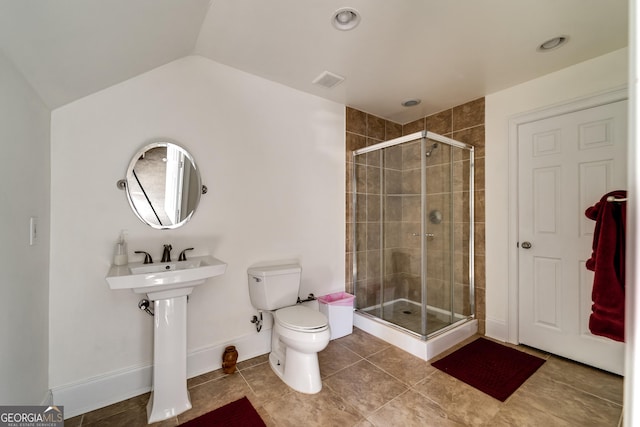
247, 263, 330, 394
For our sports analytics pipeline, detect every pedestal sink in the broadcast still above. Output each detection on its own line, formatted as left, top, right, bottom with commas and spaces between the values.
106, 255, 227, 423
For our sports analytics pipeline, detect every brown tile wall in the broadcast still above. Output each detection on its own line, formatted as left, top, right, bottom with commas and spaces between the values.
345, 98, 486, 334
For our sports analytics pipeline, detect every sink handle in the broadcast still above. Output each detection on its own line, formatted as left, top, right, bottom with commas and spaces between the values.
134, 251, 153, 264
178, 248, 194, 261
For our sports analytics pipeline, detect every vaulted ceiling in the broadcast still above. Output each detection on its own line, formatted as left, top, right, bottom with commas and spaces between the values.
0, 0, 628, 123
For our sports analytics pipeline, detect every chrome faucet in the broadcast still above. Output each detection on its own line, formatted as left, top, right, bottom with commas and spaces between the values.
161, 244, 172, 262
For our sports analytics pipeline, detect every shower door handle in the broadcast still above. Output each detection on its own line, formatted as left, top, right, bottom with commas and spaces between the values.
411, 233, 436, 238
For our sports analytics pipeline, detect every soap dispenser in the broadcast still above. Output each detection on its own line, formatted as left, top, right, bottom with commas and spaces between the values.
113, 231, 128, 266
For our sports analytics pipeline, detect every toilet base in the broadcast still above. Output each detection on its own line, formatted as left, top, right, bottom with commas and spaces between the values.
269, 347, 322, 394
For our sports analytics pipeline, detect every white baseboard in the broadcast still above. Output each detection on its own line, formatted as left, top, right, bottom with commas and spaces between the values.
354, 312, 477, 361
52, 331, 271, 419
485, 317, 509, 342
41, 389, 53, 406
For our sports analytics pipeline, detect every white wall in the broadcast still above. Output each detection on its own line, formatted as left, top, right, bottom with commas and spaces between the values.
49, 56, 344, 410
484, 48, 629, 341
0, 51, 51, 404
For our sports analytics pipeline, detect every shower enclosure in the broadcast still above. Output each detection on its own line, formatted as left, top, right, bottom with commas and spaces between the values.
352, 131, 474, 340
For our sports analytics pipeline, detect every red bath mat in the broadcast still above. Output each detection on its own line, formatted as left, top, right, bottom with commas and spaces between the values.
180, 396, 266, 427
431, 337, 545, 401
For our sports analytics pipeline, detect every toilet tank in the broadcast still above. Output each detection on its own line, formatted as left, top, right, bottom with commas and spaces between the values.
247, 264, 302, 310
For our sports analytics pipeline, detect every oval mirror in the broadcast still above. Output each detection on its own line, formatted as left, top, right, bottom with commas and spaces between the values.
124, 141, 202, 229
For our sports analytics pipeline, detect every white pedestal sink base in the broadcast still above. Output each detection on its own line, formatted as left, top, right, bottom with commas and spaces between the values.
105, 254, 228, 424
146, 296, 192, 423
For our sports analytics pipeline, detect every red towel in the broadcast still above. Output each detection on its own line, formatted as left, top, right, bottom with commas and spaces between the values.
585, 190, 626, 342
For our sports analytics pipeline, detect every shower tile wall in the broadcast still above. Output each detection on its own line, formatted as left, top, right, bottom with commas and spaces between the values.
345, 98, 486, 334
346, 110, 401, 315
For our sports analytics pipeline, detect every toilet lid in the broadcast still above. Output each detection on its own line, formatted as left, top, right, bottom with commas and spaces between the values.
275, 306, 328, 331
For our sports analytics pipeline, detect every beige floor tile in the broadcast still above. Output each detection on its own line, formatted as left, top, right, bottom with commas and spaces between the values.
69, 328, 626, 427
80, 392, 149, 425
353, 419, 375, 427
64, 415, 83, 427
324, 359, 408, 416
83, 406, 177, 427
177, 373, 256, 423
334, 328, 390, 358
237, 353, 270, 371
538, 355, 623, 404
186, 368, 226, 388
367, 389, 464, 427
256, 405, 278, 427
514, 371, 623, 426
263, 386, 363, 426
490, 396, 573, 427
367, 345, 436, 386
239, 360, 293, 404
319, 340, 363, 378
413, 370, 502, 427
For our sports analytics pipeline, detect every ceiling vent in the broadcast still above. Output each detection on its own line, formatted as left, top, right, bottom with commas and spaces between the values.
312, 71, 345, 88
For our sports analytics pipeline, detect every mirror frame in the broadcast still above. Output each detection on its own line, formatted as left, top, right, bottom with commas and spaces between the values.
123, 140, 203, 230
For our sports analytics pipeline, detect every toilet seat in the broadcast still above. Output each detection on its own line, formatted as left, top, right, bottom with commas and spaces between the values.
274, 305, 328, 332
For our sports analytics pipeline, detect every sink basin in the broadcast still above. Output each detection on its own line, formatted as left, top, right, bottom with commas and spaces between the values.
106, 255, 227, 299
128, 258, 204, 275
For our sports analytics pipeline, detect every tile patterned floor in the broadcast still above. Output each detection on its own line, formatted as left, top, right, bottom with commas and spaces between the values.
66, 328, 624, 426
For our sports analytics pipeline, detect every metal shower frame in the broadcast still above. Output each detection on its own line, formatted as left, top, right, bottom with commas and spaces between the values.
351, 130, 475, 339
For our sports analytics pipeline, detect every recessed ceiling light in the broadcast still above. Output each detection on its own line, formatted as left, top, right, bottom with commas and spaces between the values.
401, 99, 421, 107
537, 36, 569, 52
332, 7, 361, 31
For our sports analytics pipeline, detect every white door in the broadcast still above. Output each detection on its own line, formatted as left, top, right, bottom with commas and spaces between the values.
518, 100, 627, 375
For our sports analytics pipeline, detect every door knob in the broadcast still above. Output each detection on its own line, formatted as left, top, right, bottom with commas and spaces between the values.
521, 241, 532, 249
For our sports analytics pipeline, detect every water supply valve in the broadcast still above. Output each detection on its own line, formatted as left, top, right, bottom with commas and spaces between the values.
251, 311, 263, 332
138, 299, 154, 316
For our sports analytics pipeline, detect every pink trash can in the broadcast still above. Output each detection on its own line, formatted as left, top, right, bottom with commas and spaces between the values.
318, 292, 355, 339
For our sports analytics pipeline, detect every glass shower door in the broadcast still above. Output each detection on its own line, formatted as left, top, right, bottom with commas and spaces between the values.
422, 137, 451, 335
352, 144, 384, 321
352, 131, 474, 340
353, 135, 428, 336
379, 136, 426, 334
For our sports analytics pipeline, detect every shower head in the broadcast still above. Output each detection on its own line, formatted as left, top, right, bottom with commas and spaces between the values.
425, 143, 438, 157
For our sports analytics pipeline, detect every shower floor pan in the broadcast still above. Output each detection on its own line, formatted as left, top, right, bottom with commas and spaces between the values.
355, 299, 477, 361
